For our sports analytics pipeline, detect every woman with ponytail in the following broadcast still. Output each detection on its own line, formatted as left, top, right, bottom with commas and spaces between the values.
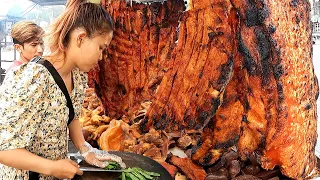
0, 0, 125, 179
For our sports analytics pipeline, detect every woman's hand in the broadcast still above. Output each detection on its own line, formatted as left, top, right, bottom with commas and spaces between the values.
49, 159, 83, 179
79, 141, 126, 169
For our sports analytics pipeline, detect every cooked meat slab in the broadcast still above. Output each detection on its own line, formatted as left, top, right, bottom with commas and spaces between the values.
92, 0, 318, 178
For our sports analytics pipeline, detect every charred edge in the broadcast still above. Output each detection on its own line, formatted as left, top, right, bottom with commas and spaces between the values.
150, 2, 161, 25
208, 31, 224, 41
115, 21, 121, 29
166, 1, 185, 26
214, 135, 240, 149
223, 89, 228, 100
304, 104, 312, 110
239, 37, 258, 76
149, 78, 162, 92
277, 82, 284, 103
218, 114, 227, 121
142, 7, 148, 28
211, 98, 221, 116
195, 123, 202, 130
221, 95, 238, 109
258, 135, 266, 149
188, 118, 196, 129
315, 76, 319, 100
155, 112, 167, 130
116, 83, 127, 95
255, 28, 271, 86
139, 116, 151, 133
198, 111, 209, 124
191, 139, 203, 155
295, 14, 301, 24
161, 1, 170, 22
170, 0, 186, 22
206, 120, 214, 129
196, 106, 200, 112
165, 116, 173, 131
200, 153, 213, 166
149, 56, 156, 62
242, 115, 249, 124
160, 21, 169, 28
273, 63, 284, 80
217, 57, 234, 85
268, 24, 276, 34
173, 72, 178, 80
199, 70, 204, 78
178, 124, 184, 131
247, 86, 253, 96
245, 4, 269, 27
290, 0, 299, 7
244, 97, 250, 111
305, 2, 312, 29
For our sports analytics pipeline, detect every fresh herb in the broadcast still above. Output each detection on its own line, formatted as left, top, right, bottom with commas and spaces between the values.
119, 167, 161, 180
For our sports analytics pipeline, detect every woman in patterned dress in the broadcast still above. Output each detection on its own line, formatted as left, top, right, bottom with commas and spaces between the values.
0, 0, 125, 179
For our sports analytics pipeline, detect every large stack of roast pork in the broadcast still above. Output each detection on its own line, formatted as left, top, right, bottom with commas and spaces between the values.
81, 0, 319, 179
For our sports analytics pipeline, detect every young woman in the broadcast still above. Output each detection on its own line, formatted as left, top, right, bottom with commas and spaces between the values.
0, 0, 125, 179
7, 21, 44, 71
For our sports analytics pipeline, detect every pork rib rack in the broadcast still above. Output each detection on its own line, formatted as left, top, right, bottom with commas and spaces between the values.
92, 0, 318, 179
89, 0, 185, 119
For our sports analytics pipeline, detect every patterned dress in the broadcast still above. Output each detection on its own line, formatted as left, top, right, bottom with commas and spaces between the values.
0, 61, 88, 180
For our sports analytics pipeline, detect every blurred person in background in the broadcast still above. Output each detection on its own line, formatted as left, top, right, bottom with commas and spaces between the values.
7, 21, 44, 71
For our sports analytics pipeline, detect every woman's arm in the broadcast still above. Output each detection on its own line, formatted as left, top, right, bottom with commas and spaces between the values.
0, 148, 54, 175
69, 119, 86, 151
0, 148, 82, 178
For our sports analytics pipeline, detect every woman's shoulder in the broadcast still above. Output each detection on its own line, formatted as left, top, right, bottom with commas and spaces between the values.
7, 61, 50, 76
3, 62, 52, 87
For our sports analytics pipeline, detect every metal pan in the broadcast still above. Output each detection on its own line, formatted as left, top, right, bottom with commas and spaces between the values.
72, 151, 172, 180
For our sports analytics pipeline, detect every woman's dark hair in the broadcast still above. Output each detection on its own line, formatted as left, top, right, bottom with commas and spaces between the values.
46, 0, 114, 59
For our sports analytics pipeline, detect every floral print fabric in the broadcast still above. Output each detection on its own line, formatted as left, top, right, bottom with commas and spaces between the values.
0, 62, 87, 180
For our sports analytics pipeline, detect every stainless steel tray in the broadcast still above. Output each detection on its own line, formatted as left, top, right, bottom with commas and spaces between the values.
71, 151, 172, 180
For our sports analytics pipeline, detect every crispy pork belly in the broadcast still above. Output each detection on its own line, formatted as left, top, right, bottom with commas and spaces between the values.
90, 0, 318, 178
168, 155, 207, 180
229, 0, 318, 178
90, 0, 185, 120
261, 0, 317, 178
161, 161, 178, 178
143, 0, 237, 132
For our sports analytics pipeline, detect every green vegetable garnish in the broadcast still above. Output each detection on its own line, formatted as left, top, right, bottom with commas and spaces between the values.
119, 167, 161, 180
104, 161, 121, 170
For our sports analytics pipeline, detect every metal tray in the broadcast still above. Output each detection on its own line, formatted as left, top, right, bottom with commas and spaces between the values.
72, 151, 172, 180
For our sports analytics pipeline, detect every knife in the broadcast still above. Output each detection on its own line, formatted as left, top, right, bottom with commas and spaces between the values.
79, 166, 124, 172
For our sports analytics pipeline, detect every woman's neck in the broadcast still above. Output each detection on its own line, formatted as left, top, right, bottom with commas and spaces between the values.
46, 54, 75, 78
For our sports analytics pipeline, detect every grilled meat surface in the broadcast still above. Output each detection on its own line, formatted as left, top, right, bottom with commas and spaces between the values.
89, 0, 185, 119
92, 0, 318, 178
143, 0, 237, 132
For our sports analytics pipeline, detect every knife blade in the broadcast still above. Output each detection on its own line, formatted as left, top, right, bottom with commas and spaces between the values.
79, 166, 124, 172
